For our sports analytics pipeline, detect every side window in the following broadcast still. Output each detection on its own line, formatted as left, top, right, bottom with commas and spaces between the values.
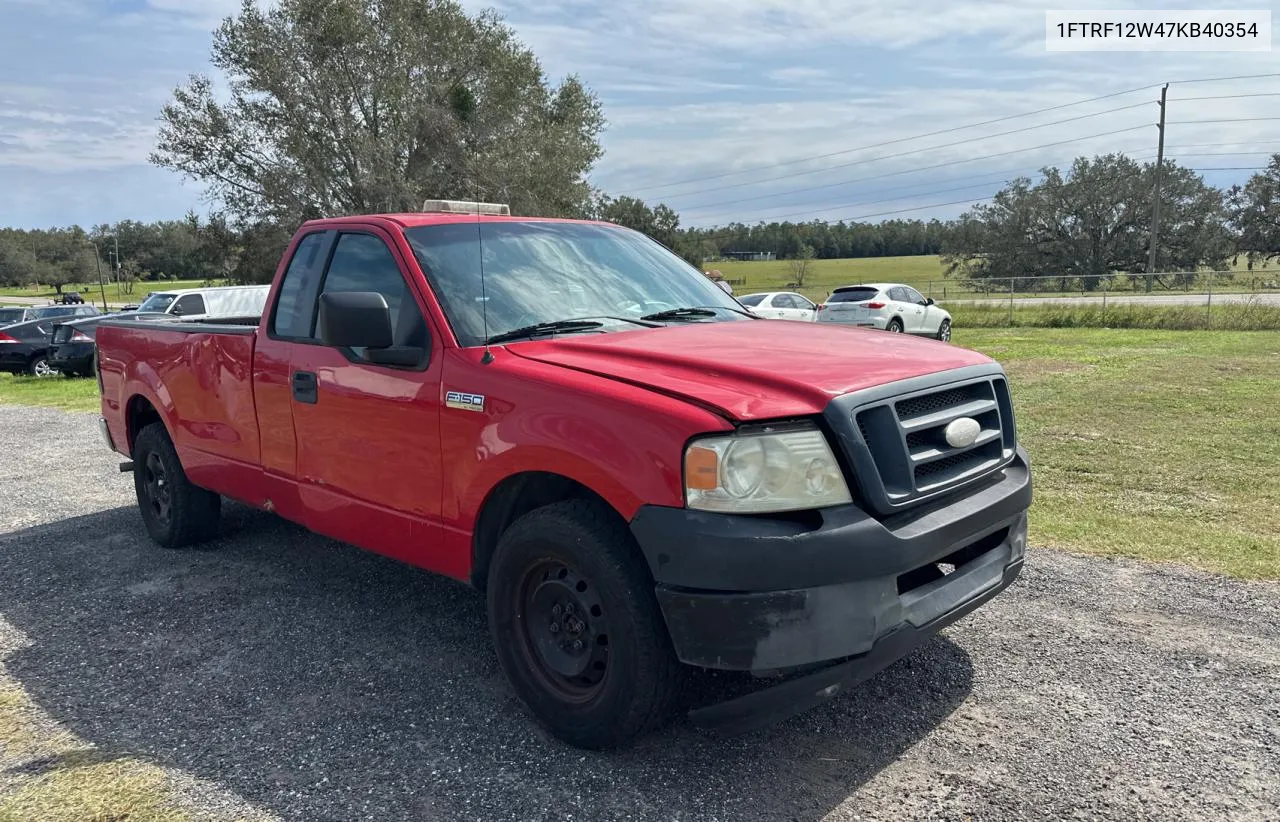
771, 294, 793, 309
271, 233, 326, 338
904, 287, 926, 304
795, 295, 815, 310
888, 287, 908, 302
318, 233, 428, 358
172, 294, 206, 316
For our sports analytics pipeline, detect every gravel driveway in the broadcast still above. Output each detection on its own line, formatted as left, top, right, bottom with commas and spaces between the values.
1, 406, 1277, 821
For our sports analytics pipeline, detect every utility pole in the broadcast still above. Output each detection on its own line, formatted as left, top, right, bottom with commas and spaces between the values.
1146, 83, 1168, 293
88, 241, 108, 311
113, 234, 120, 283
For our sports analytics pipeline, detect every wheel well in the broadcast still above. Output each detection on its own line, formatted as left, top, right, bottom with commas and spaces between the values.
471, 472, 623, 591
125, 395, 162, 454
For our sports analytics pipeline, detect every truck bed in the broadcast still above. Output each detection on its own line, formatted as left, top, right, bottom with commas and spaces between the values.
97, 319, 262, 480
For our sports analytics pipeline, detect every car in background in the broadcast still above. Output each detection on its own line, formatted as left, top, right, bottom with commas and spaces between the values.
48, 312, 184, 378
0, 318, 61, 376
0, 305, 102, 326
816, 283, 952, 342
737, 291, 818, 321
54, 291, 85, 305
134, 285, 271, 321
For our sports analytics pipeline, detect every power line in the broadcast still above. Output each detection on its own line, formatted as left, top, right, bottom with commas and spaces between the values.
714, 177, 1023, 225
1170, 92, 1280, 102
1168, 117, 1280, 125
680, 124, 1152, 215
655, 101, 1156, 203
624, 83, 1161, 195
627, 74, 1280, 197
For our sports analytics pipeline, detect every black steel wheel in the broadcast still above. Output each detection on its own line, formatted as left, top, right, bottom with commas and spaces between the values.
487, 499, 685, 749
515, 560, 612, 703
132, 422, 221, 549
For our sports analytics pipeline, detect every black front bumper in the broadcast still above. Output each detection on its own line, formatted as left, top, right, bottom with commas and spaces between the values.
628, 449, 1031, 730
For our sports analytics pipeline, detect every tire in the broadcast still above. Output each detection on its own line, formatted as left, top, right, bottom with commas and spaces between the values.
936, 319, 952, 342
487, 499, 685, 750
28, 356, 56, 378
131, 422, 221, 549
886, 318, 904, 333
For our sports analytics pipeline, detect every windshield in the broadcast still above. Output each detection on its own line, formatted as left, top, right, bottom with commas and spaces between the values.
404, 221, 747, 346
138, 293, 177, 313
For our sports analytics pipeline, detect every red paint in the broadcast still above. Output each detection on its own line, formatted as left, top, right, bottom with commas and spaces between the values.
97, 213, 990, 585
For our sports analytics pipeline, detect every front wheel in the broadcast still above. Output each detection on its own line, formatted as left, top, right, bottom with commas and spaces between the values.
487, 499, 685, 749
132, 422, 221, 549
936, 319, 952, 342
886, 318, 904, 333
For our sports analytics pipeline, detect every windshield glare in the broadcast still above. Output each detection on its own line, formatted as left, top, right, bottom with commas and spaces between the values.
404, 221, 747, 346
138, 293, 176, 313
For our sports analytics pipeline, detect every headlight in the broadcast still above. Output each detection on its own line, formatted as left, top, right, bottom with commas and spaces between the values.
684, 423, 852, 513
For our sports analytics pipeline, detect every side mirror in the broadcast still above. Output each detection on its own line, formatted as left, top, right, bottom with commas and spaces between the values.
319, 291, 393, 349
925, 298, 935, 306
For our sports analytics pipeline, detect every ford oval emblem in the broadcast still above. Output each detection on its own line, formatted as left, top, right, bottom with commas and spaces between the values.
943, 417, 982, 448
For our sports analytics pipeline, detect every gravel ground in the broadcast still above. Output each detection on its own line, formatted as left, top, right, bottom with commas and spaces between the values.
1, 405, 1277, 822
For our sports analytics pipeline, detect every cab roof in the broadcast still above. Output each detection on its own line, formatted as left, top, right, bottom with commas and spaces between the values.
300, 213, 614, 230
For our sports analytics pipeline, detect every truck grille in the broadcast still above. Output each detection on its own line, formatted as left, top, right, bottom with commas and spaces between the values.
850, 375, 1016, 509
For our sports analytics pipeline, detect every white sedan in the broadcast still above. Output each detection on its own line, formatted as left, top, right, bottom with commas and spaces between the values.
815, 283, 952, 342
737, 291, 818, 321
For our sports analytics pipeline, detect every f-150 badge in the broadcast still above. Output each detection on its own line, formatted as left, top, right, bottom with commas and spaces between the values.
446, 391, 485, 412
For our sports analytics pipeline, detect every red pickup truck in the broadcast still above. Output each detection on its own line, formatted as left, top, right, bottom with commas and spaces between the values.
95, 203, 1031, 749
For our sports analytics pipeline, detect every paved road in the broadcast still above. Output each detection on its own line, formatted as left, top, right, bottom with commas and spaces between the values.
1, 407, 1277, 821
951, 291, 1280, 308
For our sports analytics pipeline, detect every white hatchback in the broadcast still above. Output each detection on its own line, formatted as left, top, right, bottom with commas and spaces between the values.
815, 283, 952, 342
736, 291, 818, 322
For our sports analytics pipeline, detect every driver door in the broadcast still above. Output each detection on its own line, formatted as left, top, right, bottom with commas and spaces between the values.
901, 286, 930, 334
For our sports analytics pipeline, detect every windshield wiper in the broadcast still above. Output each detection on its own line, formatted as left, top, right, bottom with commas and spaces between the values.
640, 307, 719, 321
486, 320, 603, 345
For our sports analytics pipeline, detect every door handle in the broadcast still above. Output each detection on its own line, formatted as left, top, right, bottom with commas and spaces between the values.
292, 371, 318, 404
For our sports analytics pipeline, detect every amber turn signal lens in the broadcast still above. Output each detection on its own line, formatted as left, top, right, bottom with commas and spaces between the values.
684, 446, 719, 490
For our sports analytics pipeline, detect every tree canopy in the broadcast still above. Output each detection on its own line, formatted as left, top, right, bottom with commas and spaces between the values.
152, 0, 605, 224
1228, 155, 1280, 268
941, 154, 1232, 290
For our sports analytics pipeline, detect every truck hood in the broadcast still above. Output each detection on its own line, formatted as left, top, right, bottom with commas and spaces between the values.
506, 321, 993, 420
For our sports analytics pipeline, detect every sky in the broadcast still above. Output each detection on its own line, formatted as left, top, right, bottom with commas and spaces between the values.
0, 0, 1277, 229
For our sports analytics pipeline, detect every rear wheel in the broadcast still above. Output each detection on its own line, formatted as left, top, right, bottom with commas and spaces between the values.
886, 318, 904, 333
487, 499, 684, 749
132, 422, 221, 549
28, 357, 56, 377
936, 319, 952, 342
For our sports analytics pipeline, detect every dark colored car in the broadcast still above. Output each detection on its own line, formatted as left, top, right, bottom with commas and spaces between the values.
49, 317, 103, 377
0, 307, 28, 327
0, 318, 60, 377
56, 291, 85, 305
0, 305, 101, 325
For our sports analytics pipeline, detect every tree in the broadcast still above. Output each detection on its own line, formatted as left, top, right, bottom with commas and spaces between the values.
152, 0, 604, 226
1228, 154, 1280, 268
942, 154, 1231, 292
789, 243, 816, 287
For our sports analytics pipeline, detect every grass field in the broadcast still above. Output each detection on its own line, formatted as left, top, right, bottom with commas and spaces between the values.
951, 301, 1280, 331
0, 280, 214, 305
2, 327, 1276, 580
713, 255, 1280, 305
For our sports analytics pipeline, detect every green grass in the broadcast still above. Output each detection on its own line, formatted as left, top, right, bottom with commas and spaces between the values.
711, 255, 1280, 305
0, 374, 100, 412
956, 328, 1280, 580
0, 280, 215, 305
950, 300, 1280, 331
1, 329, 1275, 579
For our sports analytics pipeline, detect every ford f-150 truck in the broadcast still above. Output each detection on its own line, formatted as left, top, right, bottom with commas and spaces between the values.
95, 201, 1032, 750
